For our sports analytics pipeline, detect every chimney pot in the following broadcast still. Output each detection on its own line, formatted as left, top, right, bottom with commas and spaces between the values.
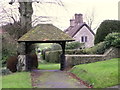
75, 13, 83, 24
70, 19, 75, 27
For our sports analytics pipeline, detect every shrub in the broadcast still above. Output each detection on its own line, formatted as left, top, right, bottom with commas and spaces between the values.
83, 42, 106, 54
66, 41, 84, 50
41, 42, 84, 61
95, 20, 120, 44
45, 50, 61, 63
51, 44, 61, 50
44, 49, 98, 63
50, 42, 84, 51
41, 48, 52, 60
2, 37, 17, 67
104, 33, 120, 48
2, 68, 12, 75
112, 38, 120, 48
43, 42, 107, 63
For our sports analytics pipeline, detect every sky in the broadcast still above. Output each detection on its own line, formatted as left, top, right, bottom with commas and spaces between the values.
0, 0, 119, 33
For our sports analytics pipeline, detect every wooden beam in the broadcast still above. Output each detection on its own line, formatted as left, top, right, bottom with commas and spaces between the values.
59, 41, 66, 70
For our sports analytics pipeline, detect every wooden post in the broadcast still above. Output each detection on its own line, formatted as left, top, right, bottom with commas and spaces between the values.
59, 42, 66, 70
25, 42, 28, 54
25, 42, 34, 54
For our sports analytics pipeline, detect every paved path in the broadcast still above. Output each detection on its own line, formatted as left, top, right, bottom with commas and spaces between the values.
31, 70, 87, 88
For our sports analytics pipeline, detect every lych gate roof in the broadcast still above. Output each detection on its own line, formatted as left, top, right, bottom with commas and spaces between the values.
18, 24, 74, 42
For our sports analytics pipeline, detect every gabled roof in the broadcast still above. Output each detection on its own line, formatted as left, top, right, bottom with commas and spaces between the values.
65, 23, 95, 37
18, 24, 74, 42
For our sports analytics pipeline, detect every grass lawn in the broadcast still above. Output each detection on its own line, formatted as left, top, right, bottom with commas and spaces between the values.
38, 63, 60, 70
69, 58, 120, 88
2, 72, 32, 88
0, 76, 2, 89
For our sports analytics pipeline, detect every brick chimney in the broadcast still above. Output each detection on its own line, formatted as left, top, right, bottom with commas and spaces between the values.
70, 19, 75, 27
75, 13, 83, 24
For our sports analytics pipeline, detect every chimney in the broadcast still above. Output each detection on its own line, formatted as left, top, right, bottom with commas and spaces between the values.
75, 13, 83, 24
70, 19, 75, 27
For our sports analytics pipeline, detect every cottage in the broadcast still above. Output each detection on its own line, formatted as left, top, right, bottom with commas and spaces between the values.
65, 14, 95, 48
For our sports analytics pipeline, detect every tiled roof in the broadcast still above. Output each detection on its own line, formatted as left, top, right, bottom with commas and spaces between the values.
18, 24, 74, 42
65, 23, 95, 37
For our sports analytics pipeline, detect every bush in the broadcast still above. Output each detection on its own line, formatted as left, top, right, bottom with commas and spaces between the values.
51, 44, 61, 50
2, 68, 12, 75
2, 34, 17, 67
44, 48, 100, 63
104, 33, 120, 48
95, 20, 120, 44
112, 38, 120, 47
41, 48, 52, 60
83, 42, 107, 54
41, 42, 84, 61
43, 42, 107, 63
66, 41, 84, 50
50, 42, 84, 51
45, 50, 61, 63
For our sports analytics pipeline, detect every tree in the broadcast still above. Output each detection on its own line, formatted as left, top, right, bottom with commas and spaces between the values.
1, 0, 65, 66
9, 0, 33, 37
7, 0, 65, 54
94, 20, 120, 44
8, 0, 64, 37
84, 9, 98, 31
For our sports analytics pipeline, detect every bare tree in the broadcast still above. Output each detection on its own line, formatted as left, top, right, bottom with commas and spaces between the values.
84, 8, 98, 31
6, 0, 65, 54
8, 0, 65, 36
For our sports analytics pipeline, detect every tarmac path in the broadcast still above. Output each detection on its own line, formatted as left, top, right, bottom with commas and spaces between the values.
31, 70, 87, 88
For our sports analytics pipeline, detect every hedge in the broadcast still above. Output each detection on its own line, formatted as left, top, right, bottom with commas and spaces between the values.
94, 20, 120, 44
45, 50, 61, 63
104, 33, 120, 48
44, 50, 77, 63
43, 42, 107, 63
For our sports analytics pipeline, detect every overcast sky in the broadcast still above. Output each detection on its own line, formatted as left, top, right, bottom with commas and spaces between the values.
54, 0, 119, 31
0, 0, 119, 32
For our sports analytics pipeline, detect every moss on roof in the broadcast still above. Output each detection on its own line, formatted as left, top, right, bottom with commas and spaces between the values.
18, 24, 74, 42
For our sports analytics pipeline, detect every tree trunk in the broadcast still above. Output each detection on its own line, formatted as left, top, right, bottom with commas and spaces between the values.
19, 1, 33, 37
18, 1, 33, 55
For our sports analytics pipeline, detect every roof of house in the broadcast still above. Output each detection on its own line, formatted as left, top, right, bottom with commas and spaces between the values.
18, 24, 74, 42
65, 23, 95, 37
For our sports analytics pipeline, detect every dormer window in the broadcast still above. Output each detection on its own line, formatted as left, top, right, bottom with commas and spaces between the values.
81, 36, 87, 42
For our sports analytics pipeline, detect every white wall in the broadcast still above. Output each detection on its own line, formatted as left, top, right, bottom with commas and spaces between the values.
73, 26, 94, 48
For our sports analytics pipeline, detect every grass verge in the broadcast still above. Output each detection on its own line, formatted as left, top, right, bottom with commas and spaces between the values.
69, 58, 120, 88
38, 63, 60, 70
2, 72, 32, 88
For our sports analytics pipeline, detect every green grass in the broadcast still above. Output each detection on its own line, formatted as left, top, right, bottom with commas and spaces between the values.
69, 58, 120, 88
2, 72, 32, 88
0, 76, 2, 89
38, 63, 60, 70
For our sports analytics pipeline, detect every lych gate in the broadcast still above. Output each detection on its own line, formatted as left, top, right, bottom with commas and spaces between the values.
18, 24, 74, 70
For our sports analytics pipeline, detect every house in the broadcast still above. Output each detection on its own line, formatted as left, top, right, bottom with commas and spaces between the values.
64, 14, 95, 48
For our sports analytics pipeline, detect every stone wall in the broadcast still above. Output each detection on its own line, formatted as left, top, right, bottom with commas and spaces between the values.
65, 47, 120, 69
103, 47, 120, 60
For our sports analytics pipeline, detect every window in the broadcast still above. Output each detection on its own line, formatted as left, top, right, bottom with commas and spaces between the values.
81, 36, 84, 42
81, 36, 87, 42
85, 36, 87, 42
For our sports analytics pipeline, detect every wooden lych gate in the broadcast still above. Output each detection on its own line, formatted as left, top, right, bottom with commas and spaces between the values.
18, 24, 74, 70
